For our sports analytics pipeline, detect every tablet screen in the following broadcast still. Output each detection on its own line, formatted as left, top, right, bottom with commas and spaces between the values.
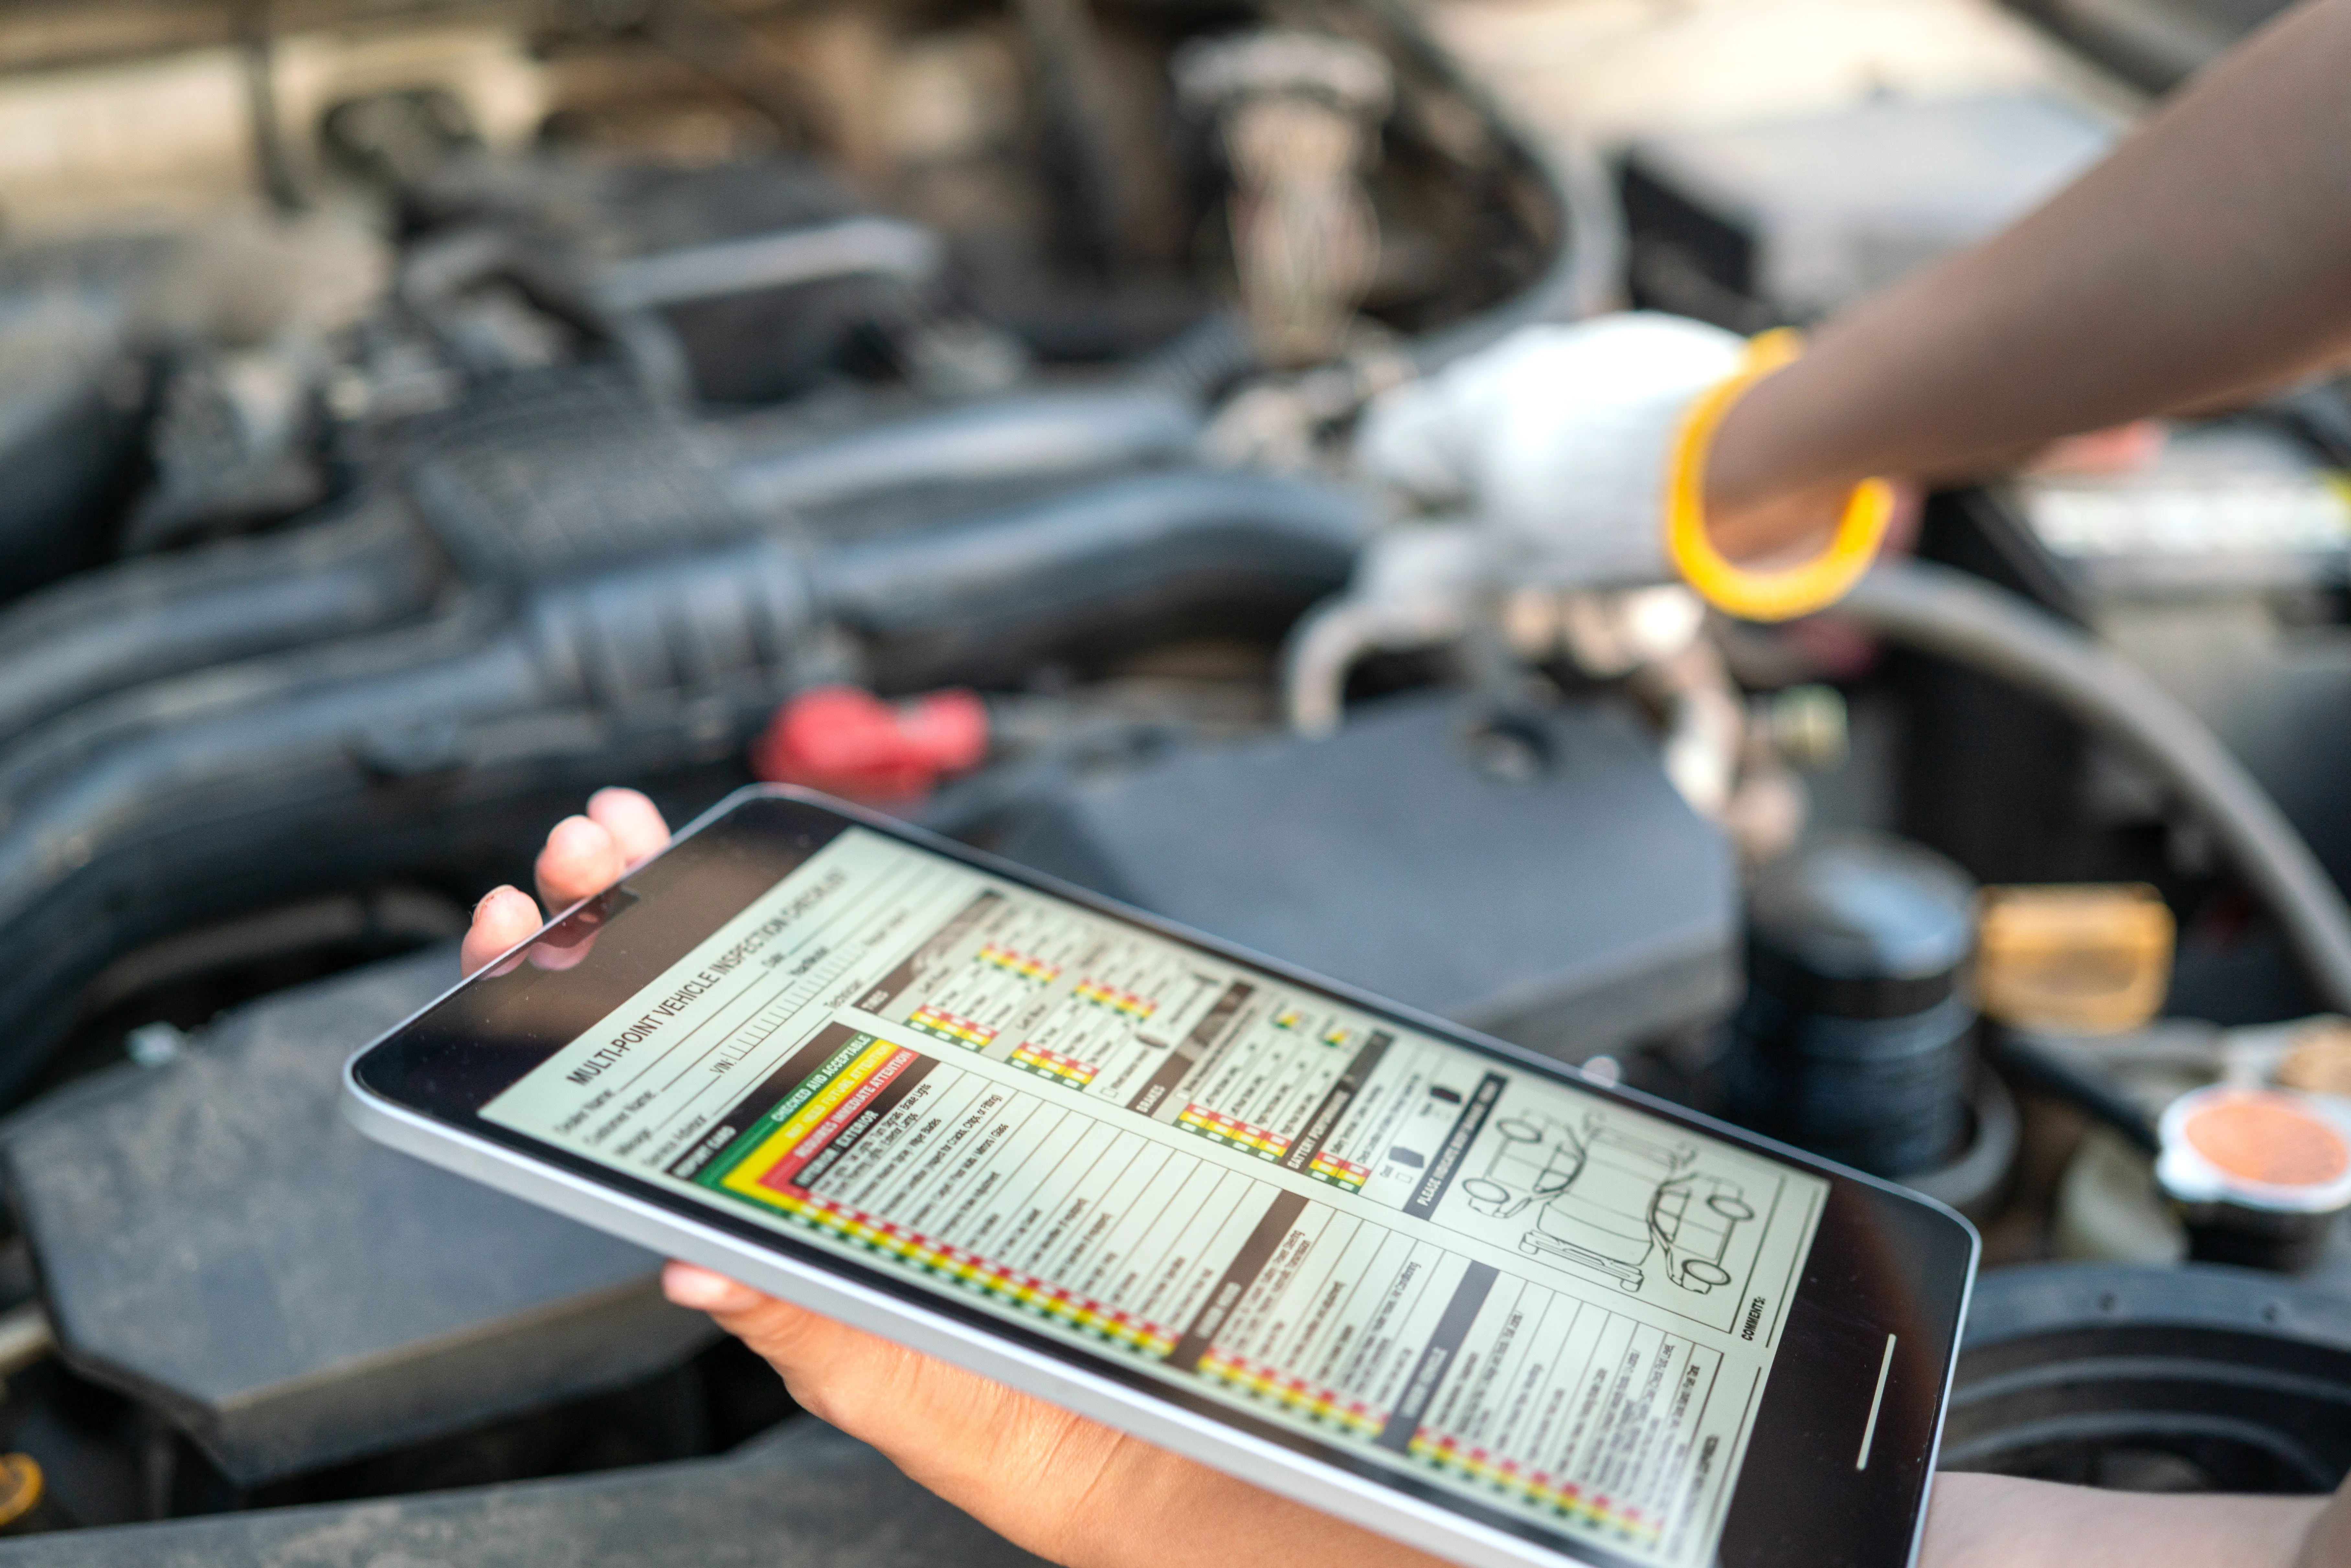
479, 824, 1829, 1568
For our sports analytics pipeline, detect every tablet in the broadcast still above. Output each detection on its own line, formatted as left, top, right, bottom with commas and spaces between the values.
345, 787, 1977, 1568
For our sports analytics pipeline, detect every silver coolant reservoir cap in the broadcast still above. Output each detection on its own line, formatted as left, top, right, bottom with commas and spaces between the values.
2156, 1085, 2351, 1273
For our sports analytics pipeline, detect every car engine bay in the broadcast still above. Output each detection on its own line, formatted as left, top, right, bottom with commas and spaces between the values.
0, 0, 2343, 1557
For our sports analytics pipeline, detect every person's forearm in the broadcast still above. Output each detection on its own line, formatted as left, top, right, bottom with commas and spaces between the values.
1703, 0, 2351, 551
1922, 1473, 2328, 1568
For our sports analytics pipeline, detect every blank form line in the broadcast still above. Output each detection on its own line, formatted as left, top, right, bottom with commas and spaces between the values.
1856, 1333, 1897, 1471
636, 857, 927, 1110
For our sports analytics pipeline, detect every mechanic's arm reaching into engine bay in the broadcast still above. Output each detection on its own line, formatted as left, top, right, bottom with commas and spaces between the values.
459, 792, 2348, 1568
1357, 0, 2351, 619
1702, 0, 2351, 560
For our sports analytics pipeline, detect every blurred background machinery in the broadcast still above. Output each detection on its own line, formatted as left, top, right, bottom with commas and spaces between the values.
0, 0, 2342, 1558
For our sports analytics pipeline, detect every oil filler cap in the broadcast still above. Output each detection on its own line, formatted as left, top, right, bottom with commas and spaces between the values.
1730, 834, 1978, 1177
2156, 1085, 2351, 1272
1745, 833, 1975, 1019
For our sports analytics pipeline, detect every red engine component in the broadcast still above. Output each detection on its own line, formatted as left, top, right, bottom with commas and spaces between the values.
749, 685, 990, 804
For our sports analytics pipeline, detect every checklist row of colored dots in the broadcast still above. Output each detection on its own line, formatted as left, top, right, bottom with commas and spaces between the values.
1010, 1042, 1098, 1087
1074, 979, 1156, 1020
907, 1004, 997, 1048
1176, 1103, 1290, 1160
768, 1191, 1175, 1356
979, 943, 1062, 984
1307, 1150, 1370, 1191
1408, 1432, 1664, 1541
1196, 1350, 1384, 1436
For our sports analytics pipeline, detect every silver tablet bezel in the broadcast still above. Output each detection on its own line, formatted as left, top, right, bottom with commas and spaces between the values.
342, 784, 1979, 1568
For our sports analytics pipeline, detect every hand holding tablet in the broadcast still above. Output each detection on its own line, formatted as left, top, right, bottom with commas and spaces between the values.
352, 785, 2338, 1568
357, 787, 1968, 1567
458, 790, 1441, 1568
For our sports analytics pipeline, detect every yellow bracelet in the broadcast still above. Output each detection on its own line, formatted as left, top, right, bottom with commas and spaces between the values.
1663, 328, 1894, 623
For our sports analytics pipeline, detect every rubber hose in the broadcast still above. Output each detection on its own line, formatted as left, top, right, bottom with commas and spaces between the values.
0, 623, 585, 1100
721, 389, 1203, 517
0, 504, 444, 743
1135, 313, 1261, 402
0, 473, 1363, 1089
0, 529, 818, 1096
1402, 128, 1621, 373
1352, 0, 1619, 368
1012, 0, 1133, 272
593, 217, 945, 312
1980, 1028, 2161, 1155
819, 469, 1366, 682
1840, 559, 2351, 1014
0, 308, 147, 600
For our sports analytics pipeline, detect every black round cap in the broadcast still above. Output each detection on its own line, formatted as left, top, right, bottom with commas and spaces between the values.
1747, 833, 1977, 1019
